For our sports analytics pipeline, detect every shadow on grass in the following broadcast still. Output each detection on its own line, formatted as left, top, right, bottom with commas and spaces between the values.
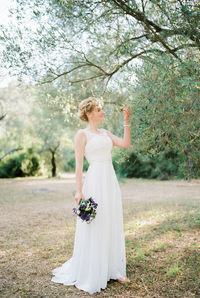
124, 211, 200, 297
125, 211, 200, 243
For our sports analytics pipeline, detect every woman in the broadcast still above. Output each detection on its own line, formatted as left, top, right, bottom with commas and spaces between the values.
51, 97, 131, 295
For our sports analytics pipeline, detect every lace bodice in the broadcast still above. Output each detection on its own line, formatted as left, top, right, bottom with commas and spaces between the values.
82, 128, 113, 164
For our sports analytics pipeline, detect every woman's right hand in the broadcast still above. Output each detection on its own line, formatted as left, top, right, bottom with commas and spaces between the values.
74, 191, 84, 205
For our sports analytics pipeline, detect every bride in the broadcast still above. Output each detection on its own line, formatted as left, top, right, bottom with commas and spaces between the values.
51, 97, 131, 295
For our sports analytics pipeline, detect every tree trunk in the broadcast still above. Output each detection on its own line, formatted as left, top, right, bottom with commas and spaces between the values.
185, 144, 193, 180
51, 151, 56, 177
49, 143, 60, 178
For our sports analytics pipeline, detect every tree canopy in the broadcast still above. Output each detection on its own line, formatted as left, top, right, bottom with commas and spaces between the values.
1, 0, 199, 85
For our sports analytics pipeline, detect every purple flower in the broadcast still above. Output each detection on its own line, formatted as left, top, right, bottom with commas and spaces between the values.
72, 196, 98, 224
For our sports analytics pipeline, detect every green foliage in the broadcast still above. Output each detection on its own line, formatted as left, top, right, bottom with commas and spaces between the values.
62, 149, 89, 172
129, 54, 200, 179
0, 148, 40, 178
113, 148, 183, 180
113, 150, 144, 178
1, 0, 199, 84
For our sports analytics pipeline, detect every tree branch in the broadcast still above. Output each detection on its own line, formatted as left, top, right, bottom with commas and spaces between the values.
40, 45, 180, 86
0, 147, 23, 161
111, 0, 163, 32
171, 43, 197, 52
108, 50, 147, 77
0, 114, 6, 121
69, 73, 105, 84
141, 0, 147, 14
82, 53, 110, 75
145, 24, 182, 61
40, 49, 111, 84
109, 33, 148, 56
111, 0, 192, 61
49, 141, 60, 153
40, 64, 90, 84
108, 48, 168, 77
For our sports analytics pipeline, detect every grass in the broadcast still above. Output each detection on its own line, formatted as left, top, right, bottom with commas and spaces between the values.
0, 175, 200, 297
166, 263, 182, 278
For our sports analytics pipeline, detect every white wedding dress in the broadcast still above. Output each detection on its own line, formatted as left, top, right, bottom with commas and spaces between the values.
51, 128, 126, 295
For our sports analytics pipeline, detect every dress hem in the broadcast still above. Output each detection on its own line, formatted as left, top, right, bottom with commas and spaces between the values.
51, 274, 125, 295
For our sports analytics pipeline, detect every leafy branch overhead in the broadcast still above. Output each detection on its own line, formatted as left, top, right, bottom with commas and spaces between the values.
1, 0, 199, 84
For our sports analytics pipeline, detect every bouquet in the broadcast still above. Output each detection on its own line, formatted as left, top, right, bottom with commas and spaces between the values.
72, 197, 98, 224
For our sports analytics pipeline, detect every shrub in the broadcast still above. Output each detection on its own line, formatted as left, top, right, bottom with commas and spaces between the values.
0, 148, 40, 178
113, 149, 182, 180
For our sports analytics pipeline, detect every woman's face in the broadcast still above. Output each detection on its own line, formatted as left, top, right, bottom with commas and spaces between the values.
88, 105, 104, 122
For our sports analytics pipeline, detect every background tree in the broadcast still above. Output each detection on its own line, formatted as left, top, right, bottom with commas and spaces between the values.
0, 82, 30, 162
131, 52, 200, 179
30, 100, 64, 177
0, 81, 74, 177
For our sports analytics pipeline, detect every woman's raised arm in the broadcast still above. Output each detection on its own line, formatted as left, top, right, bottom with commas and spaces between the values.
106, 106, 131, 148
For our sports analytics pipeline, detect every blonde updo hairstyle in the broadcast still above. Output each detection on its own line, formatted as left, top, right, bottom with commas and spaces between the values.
78, 97, 102, 122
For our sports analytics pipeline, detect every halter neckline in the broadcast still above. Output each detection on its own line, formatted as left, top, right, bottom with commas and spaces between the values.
85, 128, 104, 135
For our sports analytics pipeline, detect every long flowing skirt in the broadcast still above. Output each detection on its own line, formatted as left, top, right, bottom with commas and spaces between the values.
51, 161, 126, 295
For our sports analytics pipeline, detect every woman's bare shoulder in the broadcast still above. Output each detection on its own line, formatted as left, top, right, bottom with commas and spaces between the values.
74, 129, 87, 139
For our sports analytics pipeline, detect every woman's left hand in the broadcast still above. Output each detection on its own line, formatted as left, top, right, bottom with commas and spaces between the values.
122, 106, 130, 123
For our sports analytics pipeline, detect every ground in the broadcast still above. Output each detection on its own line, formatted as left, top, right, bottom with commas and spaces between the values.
0, 174, 200, 298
